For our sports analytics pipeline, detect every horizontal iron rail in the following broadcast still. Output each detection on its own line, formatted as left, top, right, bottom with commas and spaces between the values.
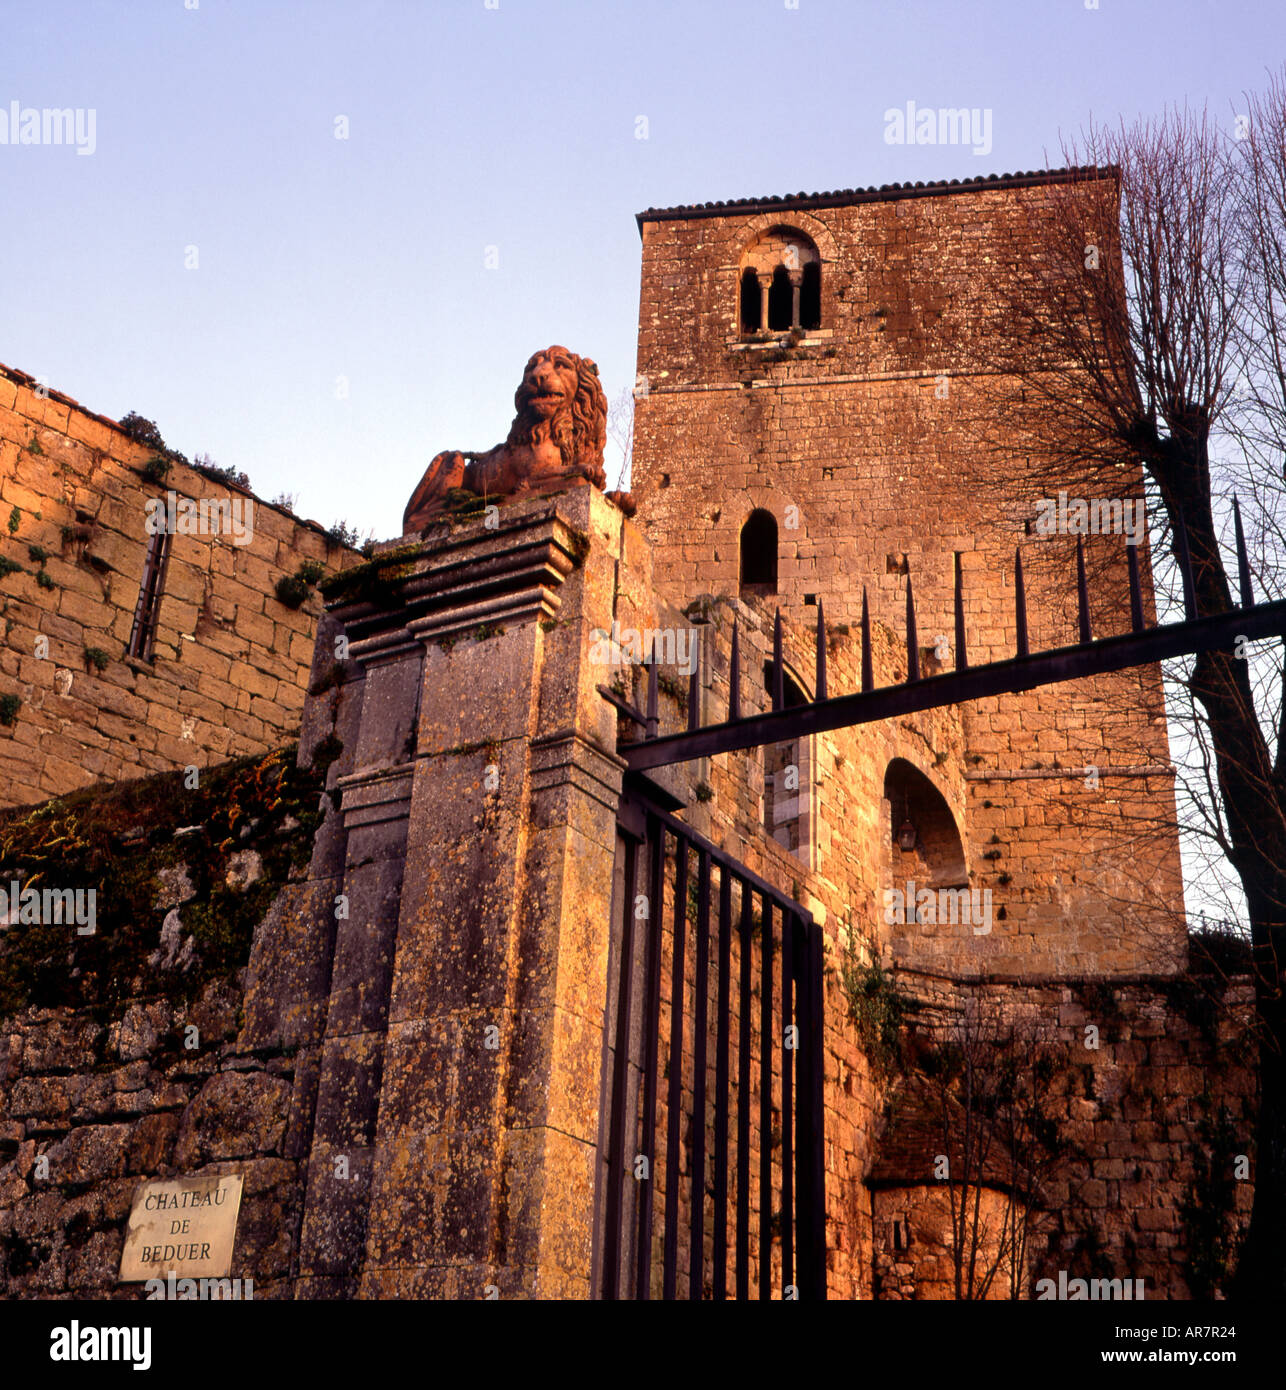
624, 598, 1286, 771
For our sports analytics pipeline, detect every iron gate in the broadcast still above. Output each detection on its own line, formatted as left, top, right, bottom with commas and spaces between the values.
595, 779, 826, 1300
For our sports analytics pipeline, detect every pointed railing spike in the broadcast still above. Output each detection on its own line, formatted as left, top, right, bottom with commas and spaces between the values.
861, 588, 873, 693
815, 599, 828, 701
645, 639, 659, 740
772, 609, 785, 712
687, 633, 700, 732
905, 577, 920, 682
729, 619, 741, 722
954, 551, 968, 671
1014, 548, 1030, 658
1076, 536, 1093, 644
1127, 541, 1145, 633
1232, 495, 1254, 609
1173, 504, 1198, 620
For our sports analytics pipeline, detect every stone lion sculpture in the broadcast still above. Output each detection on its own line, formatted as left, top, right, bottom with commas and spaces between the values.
403, 345, 634, 532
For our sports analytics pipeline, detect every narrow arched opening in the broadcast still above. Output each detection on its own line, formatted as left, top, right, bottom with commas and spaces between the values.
740, 267, 763, 334
739, 509, 778, 596
801, 259, 821, 330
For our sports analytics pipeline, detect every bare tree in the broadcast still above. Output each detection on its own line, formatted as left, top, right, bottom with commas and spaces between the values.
606, 384, 636, 493
920, 1001, 1054, 1299
968, 79, 1286, 1297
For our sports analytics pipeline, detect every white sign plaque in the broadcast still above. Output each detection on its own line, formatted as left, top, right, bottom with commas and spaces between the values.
118, 1175, 243, 1282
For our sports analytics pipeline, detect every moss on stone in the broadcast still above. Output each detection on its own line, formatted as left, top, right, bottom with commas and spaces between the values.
319, 544, 422, 606
0, 745, 325, 1024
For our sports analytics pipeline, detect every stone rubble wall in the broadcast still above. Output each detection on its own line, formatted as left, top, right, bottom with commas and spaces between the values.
871, 973, 1257, 1300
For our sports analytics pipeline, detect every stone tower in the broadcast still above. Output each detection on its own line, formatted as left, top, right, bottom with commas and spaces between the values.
629, 171, 1186, 978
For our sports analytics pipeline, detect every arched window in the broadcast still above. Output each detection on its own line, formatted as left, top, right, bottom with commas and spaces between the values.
737, 227, 822, 338
883, 759, 967, 889
739, 509, 777, 595
739, 267, 763, 334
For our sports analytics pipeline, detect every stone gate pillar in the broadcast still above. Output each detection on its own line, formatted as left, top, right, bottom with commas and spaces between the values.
299, 485, 629, 1298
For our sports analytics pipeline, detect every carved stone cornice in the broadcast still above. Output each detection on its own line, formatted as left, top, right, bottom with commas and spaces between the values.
324, 497, 586, 665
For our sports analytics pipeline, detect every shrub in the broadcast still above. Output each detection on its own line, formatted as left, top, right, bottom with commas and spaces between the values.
34, 570, 54, 591
0, 693, 20, 726
84, 647, 110, 672
275, 558, 329, 610
274, 575, 311, 610
194, 453, 251, 490
141, 456, 171, 484
118, 412, 166, 450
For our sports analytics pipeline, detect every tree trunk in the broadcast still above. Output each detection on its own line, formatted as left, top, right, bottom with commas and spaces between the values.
1154, 434, 1286, 1297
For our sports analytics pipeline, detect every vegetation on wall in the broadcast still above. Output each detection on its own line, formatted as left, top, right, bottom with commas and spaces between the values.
0, 745, 329, 1024
839, 944, 907, 1078
274, 559, 327, 610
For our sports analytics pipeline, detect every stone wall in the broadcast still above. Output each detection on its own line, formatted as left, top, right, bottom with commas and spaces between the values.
870, 971, 1257, 1300
0, 744, 336, 1299
0, 362, 361, 808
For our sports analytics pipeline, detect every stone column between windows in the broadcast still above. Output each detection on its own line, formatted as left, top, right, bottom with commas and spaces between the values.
757, 272, 773, 333
788, 268, 804, 331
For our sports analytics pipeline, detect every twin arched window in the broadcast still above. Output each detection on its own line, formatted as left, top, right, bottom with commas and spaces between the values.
739, 228, 822, 335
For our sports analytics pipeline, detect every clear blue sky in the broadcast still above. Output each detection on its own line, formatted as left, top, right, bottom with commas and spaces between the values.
2, 0, 1283, 540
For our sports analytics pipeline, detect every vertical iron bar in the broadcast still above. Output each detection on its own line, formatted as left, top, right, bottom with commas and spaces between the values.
792, 920, 811, 1300
736, 881, 753, 1300
1233, 496, 1254, 609
1127, 542, 1145, 633
662, 837, 689, 1299
954, 551, 968, 670
1014, 548, 1030, 658
688, 849, 712, 1299
806, 922, 826, 1299
815, 599, 827, 701
772, 609, 785, 711
729, 619, 741, 722
905, 576, 920, 682
780, 906, 794, 1296
758, 899, 774, 1300
861, 588, 873, 693
602, 833, 639, 1299
687, 634, 701, 732
634, 820, 666, 1299
645, 638, 659, 739
712, 865, 733, 1299
1076, 537, 1092, 644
